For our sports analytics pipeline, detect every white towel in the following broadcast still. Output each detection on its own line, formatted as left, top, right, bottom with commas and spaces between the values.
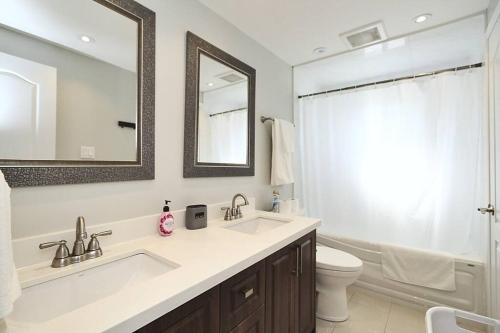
271, 119, 295, 186
381, 244, 456, 291
0, 171, 21, 319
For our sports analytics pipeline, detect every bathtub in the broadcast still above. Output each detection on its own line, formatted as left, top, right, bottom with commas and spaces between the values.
317, 234, 486, 314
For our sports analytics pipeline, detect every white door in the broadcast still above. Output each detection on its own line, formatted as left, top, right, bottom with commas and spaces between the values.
0, 51, 57, 160
488, 12, 500, 319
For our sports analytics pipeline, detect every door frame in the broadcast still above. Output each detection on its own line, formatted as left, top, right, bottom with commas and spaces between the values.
486, 6, 500, 318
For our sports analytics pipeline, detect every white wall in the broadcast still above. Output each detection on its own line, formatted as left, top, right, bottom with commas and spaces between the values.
490, 0, 500, 25
10, 0, 293, 238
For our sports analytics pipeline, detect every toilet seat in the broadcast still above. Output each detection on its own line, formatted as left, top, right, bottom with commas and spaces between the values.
316, 246, 363, 272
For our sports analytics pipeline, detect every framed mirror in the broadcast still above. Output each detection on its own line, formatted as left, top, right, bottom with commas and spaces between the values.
0, 0, 155, 187
184, 32, 255, 177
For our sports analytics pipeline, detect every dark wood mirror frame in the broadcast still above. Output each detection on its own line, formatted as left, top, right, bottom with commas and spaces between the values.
183, 32, 256, 178
0, 0, 155, 187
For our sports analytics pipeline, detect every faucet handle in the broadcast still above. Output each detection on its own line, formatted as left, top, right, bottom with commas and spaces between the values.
86, 230, 112, 258
236, 205, 244, 219
92, 230, 112, 238
39, 240, 71, 268
39, 240, 68, 251
221, 207, 232, 221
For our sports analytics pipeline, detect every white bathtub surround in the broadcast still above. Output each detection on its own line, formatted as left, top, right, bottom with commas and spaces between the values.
5, 207, 319, 332
381, 244, 456, 291
316, 246, 363, 321
318, 234, 486, 315
0, 171, 21, 319
271, 118, 295, 186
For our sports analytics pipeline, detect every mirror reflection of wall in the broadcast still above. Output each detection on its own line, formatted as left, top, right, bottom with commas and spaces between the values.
0, 0, 138, 162
197, 54, 248, 165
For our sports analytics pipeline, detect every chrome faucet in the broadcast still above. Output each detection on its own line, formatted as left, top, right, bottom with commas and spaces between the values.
221, 193, 250, 221
39, 216, 112, 268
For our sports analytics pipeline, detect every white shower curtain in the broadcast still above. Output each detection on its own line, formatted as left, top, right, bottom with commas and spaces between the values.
296, 69, 488, 259
210, 110, 248, 164
198, 109, 248, 164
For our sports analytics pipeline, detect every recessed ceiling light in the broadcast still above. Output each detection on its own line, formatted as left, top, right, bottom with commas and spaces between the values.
414, 14, 431, 23
313, 47, 327, 54
79, 35, 94, 43
207, 82, 214, 87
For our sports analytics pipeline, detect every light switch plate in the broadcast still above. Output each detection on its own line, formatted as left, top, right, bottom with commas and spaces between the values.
80, 146, 96, 159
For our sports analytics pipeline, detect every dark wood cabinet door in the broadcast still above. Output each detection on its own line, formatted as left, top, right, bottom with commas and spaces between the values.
265, 244, 298, 333
297, 232, 316, 333
135, 287, 220, 333
228, 306, 265, 333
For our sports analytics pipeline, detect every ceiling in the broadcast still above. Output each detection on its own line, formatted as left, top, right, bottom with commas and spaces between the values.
0, 0, 137, 72
198, 0, 490, 65
294, 15, 485, 96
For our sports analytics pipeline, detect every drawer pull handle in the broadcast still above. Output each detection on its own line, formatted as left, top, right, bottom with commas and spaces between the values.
299, 245, 303, 275
242, 288, 254, 299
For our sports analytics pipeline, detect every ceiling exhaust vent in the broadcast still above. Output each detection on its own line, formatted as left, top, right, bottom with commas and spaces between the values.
340, 21, 387, 49
217, 72, 245, 83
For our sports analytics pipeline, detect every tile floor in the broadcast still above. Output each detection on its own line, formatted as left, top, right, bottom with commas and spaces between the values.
316, 287, 487, 333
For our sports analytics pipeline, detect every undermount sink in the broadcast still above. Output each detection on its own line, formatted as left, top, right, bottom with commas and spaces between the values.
8, 252, 178, 325
224, 216, 292, 235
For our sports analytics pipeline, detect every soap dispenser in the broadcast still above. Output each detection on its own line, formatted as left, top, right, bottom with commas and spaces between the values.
158, 200, 174, 236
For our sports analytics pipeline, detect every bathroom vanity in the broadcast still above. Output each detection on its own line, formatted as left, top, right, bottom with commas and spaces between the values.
136, 231, 316, 333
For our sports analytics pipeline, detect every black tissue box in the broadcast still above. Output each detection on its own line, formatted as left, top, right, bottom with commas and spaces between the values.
185, 205, 207, 230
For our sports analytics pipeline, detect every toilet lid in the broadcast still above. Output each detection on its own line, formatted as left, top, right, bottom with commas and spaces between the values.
316, 246, 363, 272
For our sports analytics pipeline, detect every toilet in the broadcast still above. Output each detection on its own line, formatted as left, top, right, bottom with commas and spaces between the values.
316, 245, 363, 322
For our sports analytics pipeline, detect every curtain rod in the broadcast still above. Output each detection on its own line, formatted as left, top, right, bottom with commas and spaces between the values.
209, 107, 247, 117
297, 62, 483, 99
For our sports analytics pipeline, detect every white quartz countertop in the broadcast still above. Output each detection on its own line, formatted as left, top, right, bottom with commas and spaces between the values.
5, 211, 320, 333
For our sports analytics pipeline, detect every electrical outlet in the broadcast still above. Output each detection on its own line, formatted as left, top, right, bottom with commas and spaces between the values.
80, 146, 95, 159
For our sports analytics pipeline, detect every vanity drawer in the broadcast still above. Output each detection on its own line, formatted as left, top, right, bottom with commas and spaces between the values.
220, 260, 266, 332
